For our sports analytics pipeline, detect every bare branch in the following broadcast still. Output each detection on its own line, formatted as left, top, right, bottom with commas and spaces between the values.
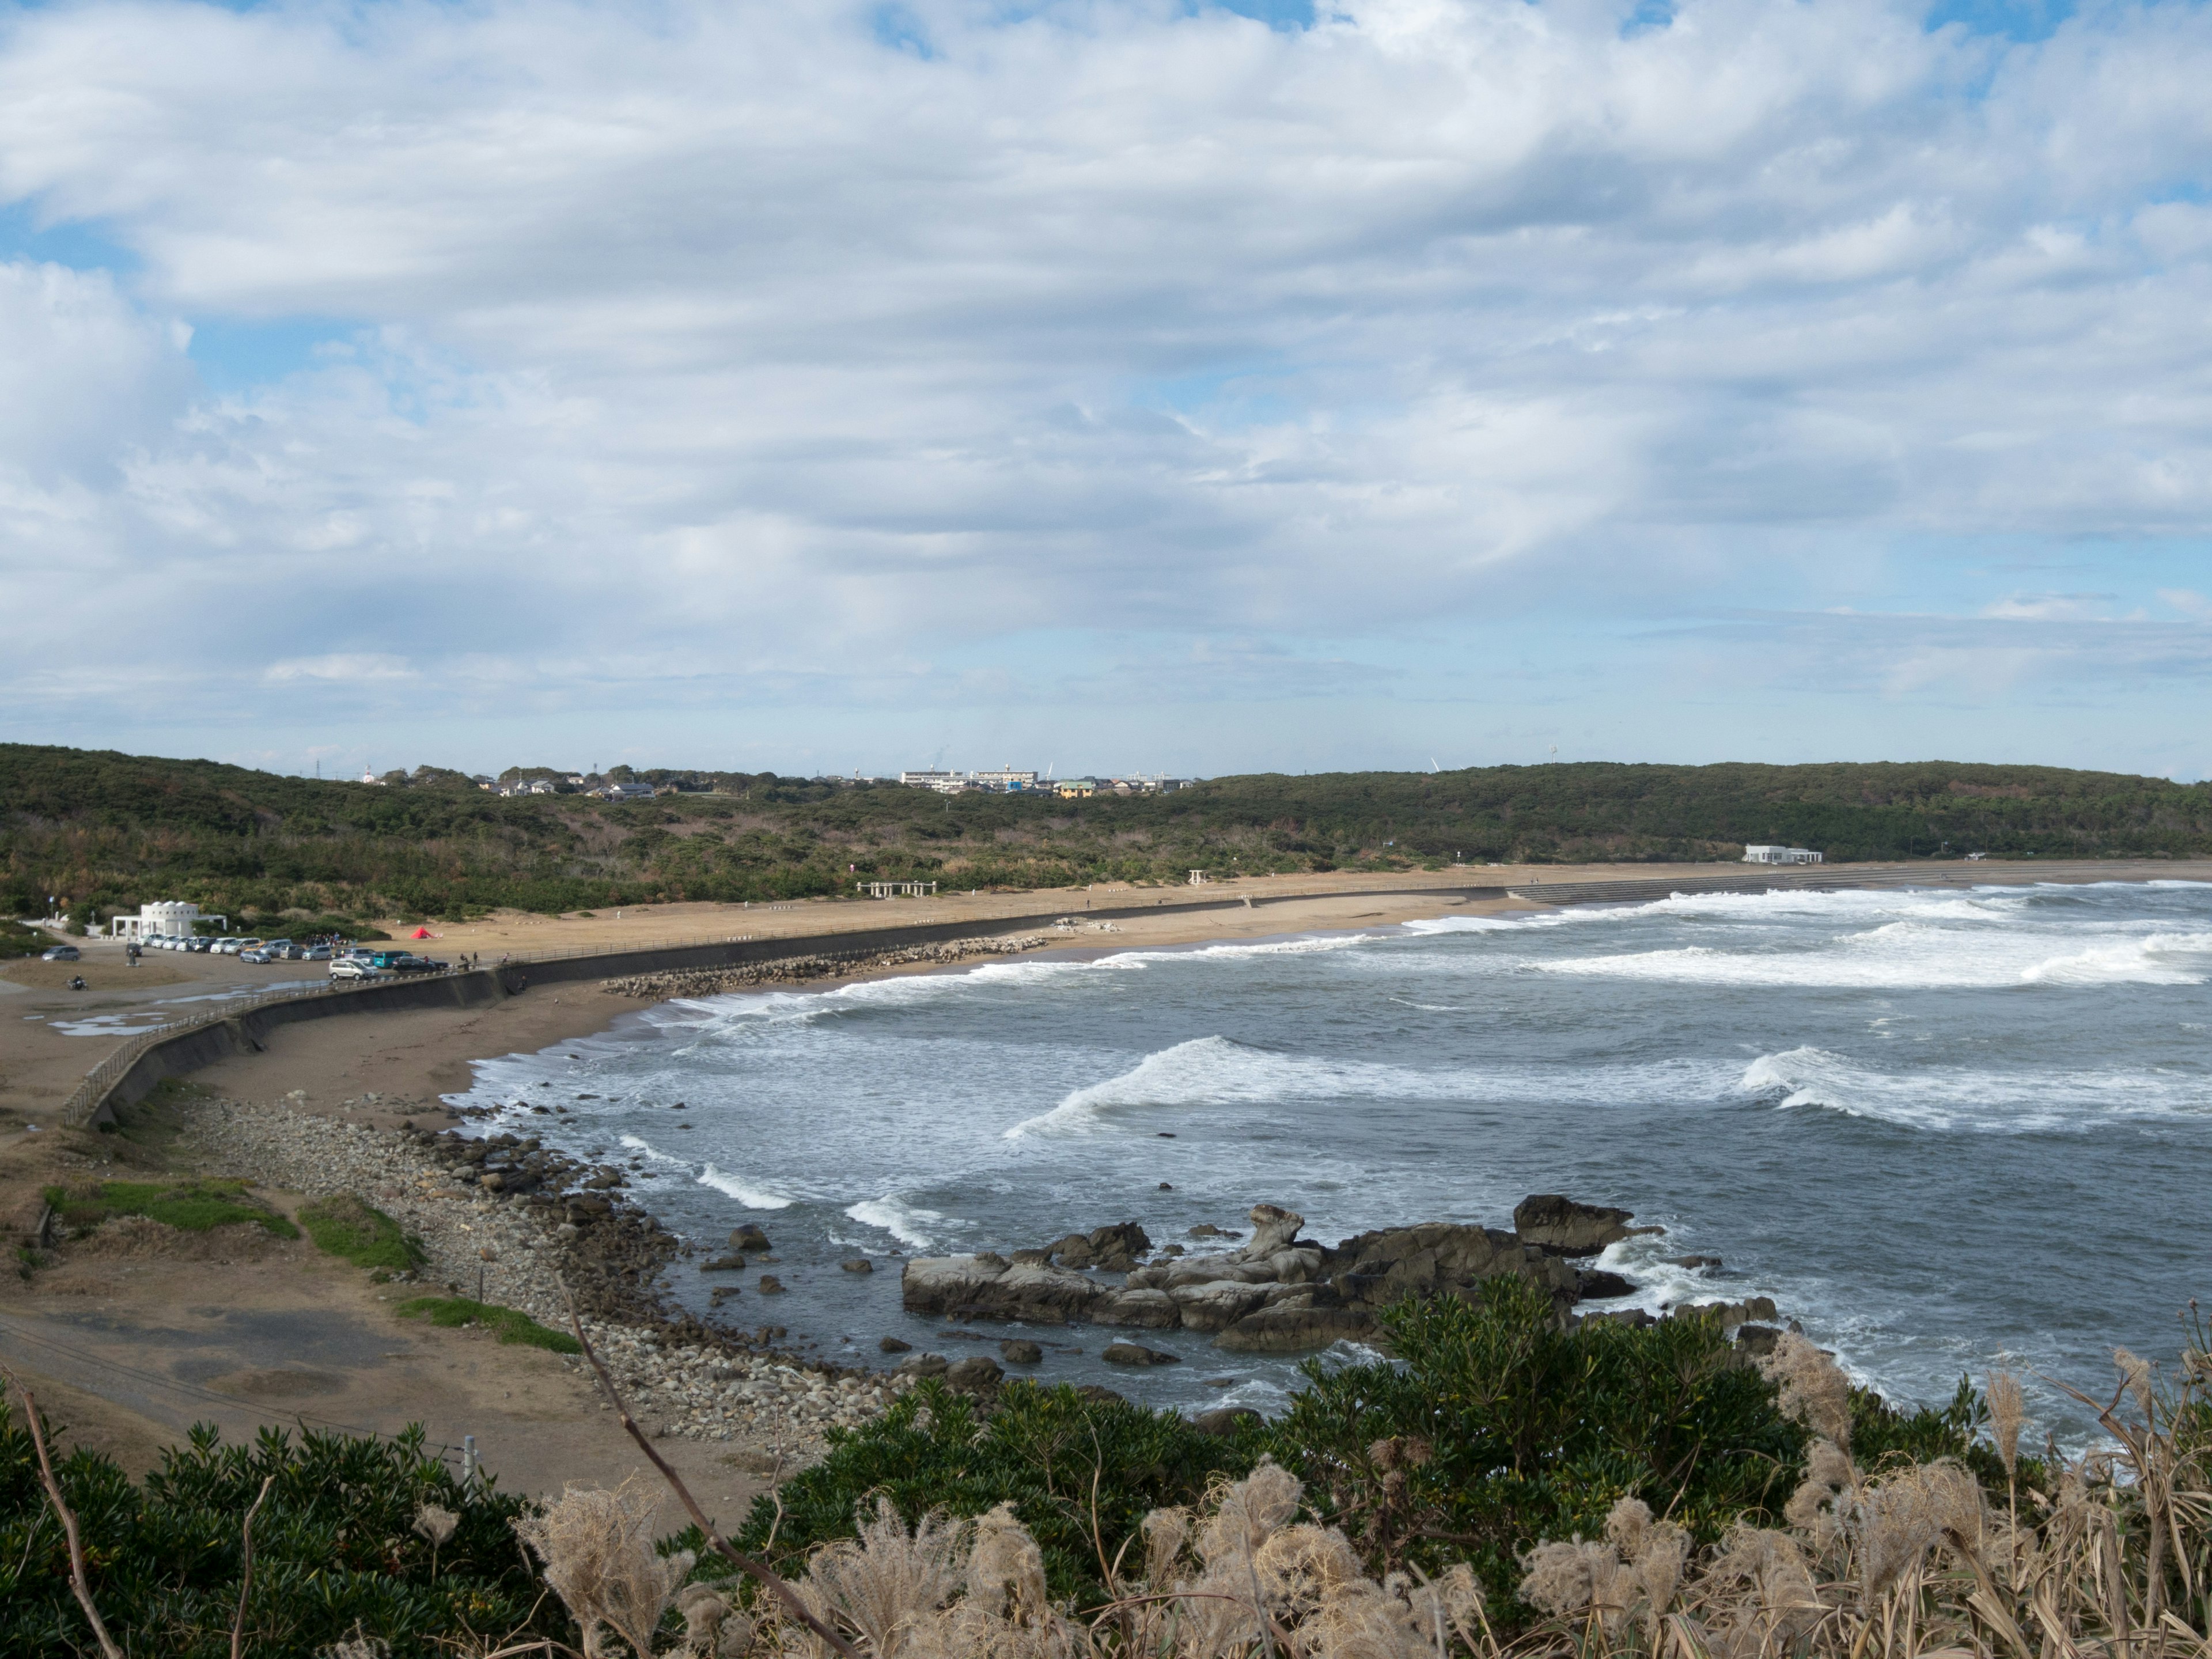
232, 1472, 276, 1659
558, 1286, 865, 1659
1, 1365, 124, 1659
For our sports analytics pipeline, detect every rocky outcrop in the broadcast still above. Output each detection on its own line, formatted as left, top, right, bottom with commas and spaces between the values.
897, 1195, 1755, 1358
1047, 1221, 1152, 1271
898, 1253, 1107, 1324
1512, 1194, 1640, 1256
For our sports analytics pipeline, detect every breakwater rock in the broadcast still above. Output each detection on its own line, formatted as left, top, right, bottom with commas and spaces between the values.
601, 934, 1051, 1000
903, 1198, 1774, 1354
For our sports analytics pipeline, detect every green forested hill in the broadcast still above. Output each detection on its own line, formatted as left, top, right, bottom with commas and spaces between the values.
3, 744, 2207, 926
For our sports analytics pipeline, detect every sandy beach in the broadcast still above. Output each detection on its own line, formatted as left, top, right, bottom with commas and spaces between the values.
5, 855, 2206, 1518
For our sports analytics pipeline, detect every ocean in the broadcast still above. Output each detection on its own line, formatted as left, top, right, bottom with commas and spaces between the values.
450, 879, 2212, 1438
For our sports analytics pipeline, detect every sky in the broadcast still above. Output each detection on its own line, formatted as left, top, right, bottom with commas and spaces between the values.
2, 0, 2210, 783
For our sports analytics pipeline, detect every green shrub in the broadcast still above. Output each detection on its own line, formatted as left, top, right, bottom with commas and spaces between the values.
0, 921, 48, 960
725, 1380, 1256, 1605
396, 1296, 581, 1354
43, 1179, 298, 1239
0, 1411, 566, 1658
300, 1194, 426, 1271
1267, 1278, 1804, 1611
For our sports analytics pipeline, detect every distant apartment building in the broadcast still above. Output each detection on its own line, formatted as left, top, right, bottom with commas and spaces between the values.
900, 767, 1190, 798
1743, 844, 1823, 865
899, 770, 969, 794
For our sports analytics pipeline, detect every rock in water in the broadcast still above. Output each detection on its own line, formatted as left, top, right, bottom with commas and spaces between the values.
1215, 1304, 1380, 1353
879, 1335, 914, 1353
699, 1253, 747, 1272
1102, 1340, 1182, 1367
945, 1356, 1005, 1392
896, 1352, 949, 1376
757, 1274, 785, 1294
841, 1258, 873, 1274
1513, 1194, 1636, 1256
1575, 1268, 1637, 1300
728, 1224, 772, 1252
900, 1255, 1105, 1324
999, 1339, 1043, 1365
1189, 1406, 1260, 1437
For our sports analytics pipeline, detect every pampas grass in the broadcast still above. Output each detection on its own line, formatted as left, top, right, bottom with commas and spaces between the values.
323, 1315, 2212, 1659
514, 1478, 696, 1658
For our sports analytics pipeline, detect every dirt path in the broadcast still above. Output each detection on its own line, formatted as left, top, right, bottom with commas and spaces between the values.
1, 1167, 769, 1529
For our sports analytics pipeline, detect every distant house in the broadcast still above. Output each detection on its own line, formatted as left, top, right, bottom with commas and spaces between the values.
1056, 778, 1098, 798
1743, 844, 1823, 865
597, 782, 655, 802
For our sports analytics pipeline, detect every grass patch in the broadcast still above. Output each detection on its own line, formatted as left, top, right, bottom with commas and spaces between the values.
0, 920, 48, 959
298, 1194, 426, 1271
43, 1178, 298, 1238
395, 1296, 580, 1354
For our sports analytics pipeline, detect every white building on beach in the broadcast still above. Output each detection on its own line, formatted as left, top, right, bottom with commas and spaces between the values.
106, 900, 227, 940
1743, 844, 1823, 865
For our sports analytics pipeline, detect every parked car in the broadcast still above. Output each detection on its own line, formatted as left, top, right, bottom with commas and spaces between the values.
221, 937, 262, 956
41, 944, 81, 962
302, 945, 332, 962
187, 936, 214, 952
329, 958, 385, 981
240, 947, 276, 963
391, 955, 449, 975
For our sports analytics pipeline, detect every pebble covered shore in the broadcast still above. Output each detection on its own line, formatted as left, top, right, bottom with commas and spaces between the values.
177, 1094, 908, 1460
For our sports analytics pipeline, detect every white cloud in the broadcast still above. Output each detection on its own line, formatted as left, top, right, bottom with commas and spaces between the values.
265, 654, 415, 683
2, 0, 2212, 763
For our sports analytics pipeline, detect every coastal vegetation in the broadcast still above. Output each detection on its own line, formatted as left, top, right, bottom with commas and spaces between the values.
394, 1294, 585, 1353
298, 1194, 427, 1272
0, 1411, 558, 1657
7, 742, 2211, 926
737, 1279, 2002, 1613
41, 1177, 299, 1240
8, 1286, 2201, 1658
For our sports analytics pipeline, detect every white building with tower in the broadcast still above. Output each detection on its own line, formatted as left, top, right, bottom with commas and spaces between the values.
106, 900, 227, 940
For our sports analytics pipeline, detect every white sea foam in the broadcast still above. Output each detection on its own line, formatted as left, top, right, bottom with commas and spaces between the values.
845, 1196, 950, 1249
618, 1134, 692, 1168
1738, 1046, 2206, 1132
1536, 912, 2212, 990
1401, 912, 1569, 935
697, 1164, 795, 1208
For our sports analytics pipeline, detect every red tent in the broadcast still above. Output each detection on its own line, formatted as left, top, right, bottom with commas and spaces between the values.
411, 927, 435, 940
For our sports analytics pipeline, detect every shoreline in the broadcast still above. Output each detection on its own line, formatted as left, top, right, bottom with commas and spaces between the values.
6, 861, 2209, 1490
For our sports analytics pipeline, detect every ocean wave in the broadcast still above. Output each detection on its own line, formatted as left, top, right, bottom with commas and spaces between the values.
1738, 1046, 2206, 1132
1535, 915, 2212, 990
618, 1133, 692, 1168
1003, 1035, 1469, 1139
1400, 912, 1567, 935
845, 1196, 950, 1249
697, 1164, 795, 1208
